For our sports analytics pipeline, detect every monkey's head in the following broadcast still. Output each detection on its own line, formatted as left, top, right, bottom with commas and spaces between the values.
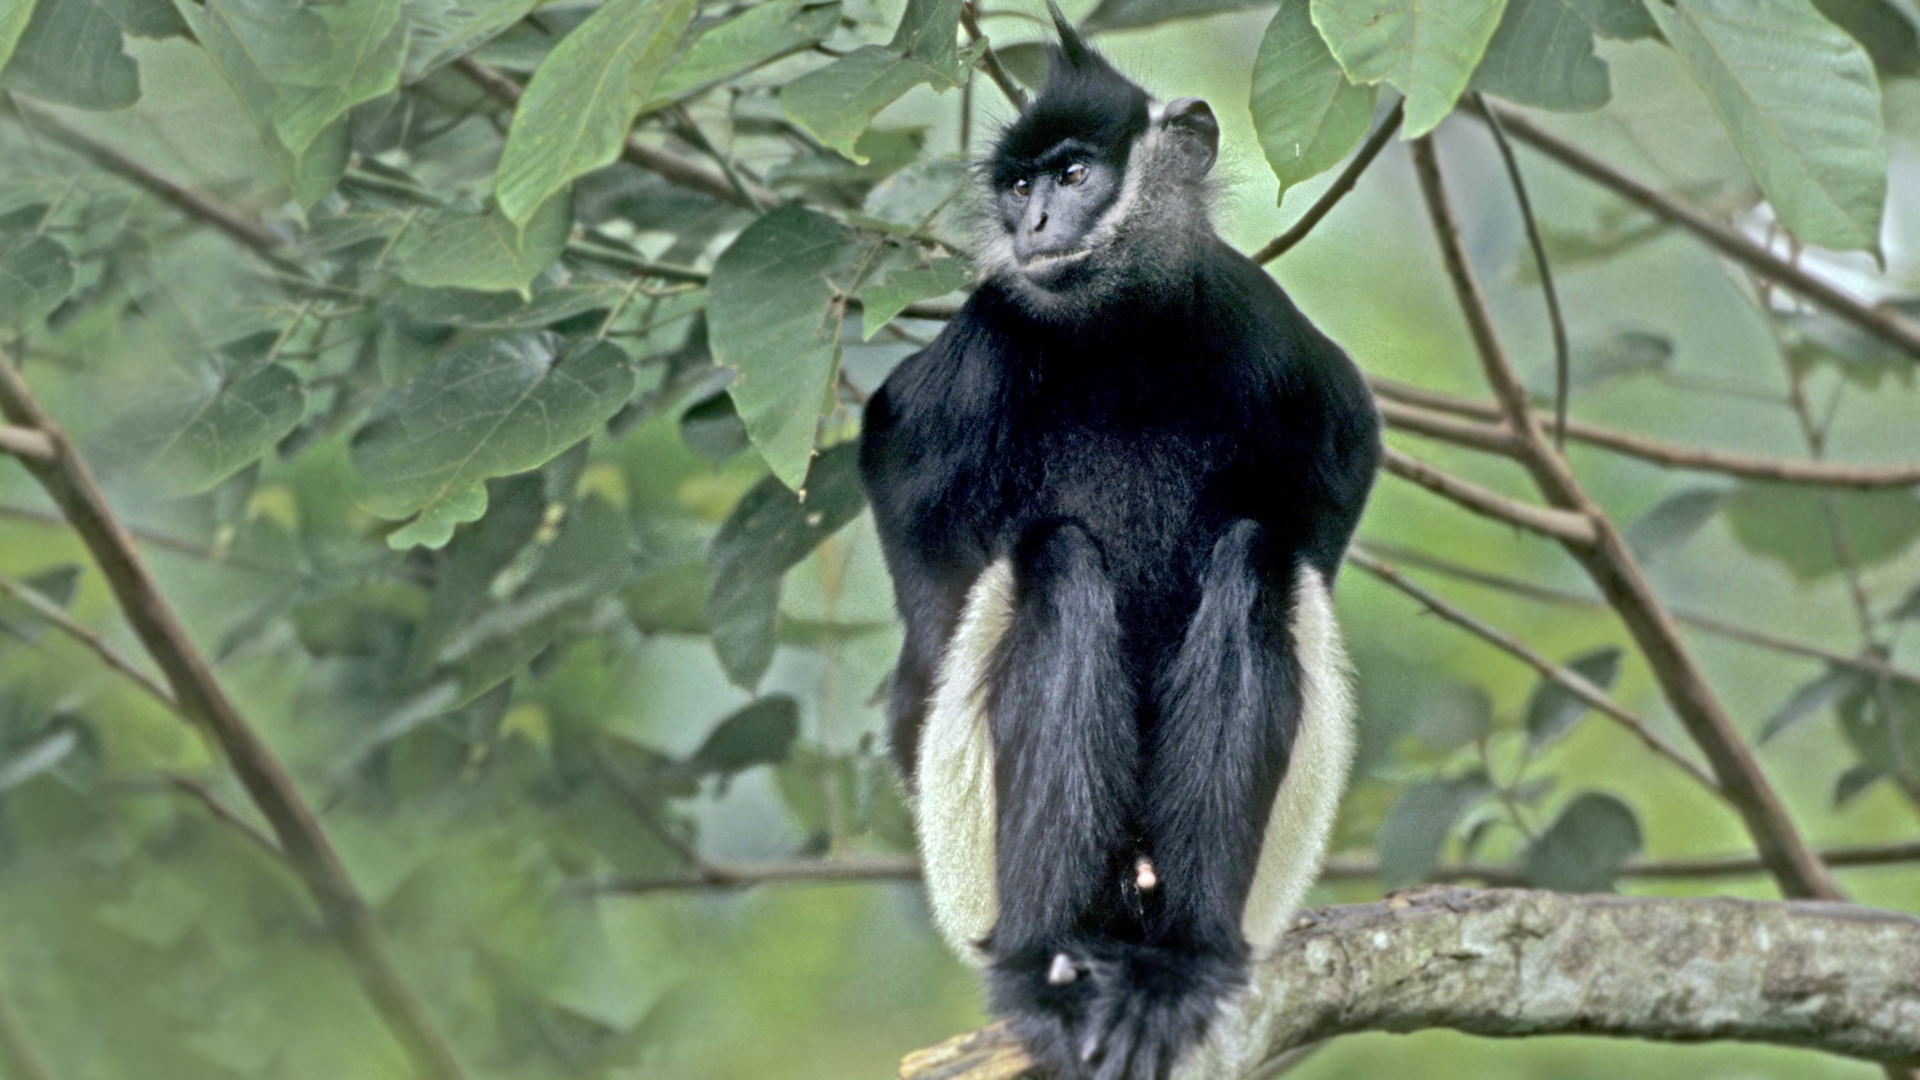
979, 2, 1220, 311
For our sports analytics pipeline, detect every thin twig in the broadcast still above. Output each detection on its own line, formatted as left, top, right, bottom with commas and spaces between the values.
0, 990, 53, 1080
592, 853, 921, 895
0, 571, 178, 711
1410, 136, 1841, 903
0, 355, 469, 1080
1462, 98, 1920, 362
961, 1, 1028, 109
1369, 377, 1920, 488
1380, 447, 1599, 545
669, 104, 765, 213
453, 57, 774, 210
1254, 100, 1404, 265
1474, 93, 1569, 449
160, 773, 285, 859
1348, 549, 1720, 792
0, 425, 53, 461
1351, 538, 1920, 690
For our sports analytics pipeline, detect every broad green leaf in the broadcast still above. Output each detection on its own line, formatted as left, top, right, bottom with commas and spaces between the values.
349, 335, 636, 549
0, 0, 139, 109
97, 0, 186, 37
1813, 0, 1920, 80
1724, 483, 1920, 580
1082, 0, 1273, 31
680, 390, 752, 463
402, 0, 538, 79
1649, 0, 1887, 256
0, 230, 74, 330
1624, 487, 1725, 564
706, 442, 867, 689
394, 193, 573, 297
688, 695, 800, 777
781, 45, 970, 163
1757, 666, 1862, 743
1412, 681, 1492, 755
860, 258, 972, 339
648, 0, 842, 105
1566, 0, 1655, 38
780, 0, 968, 161
102, 363, 308, 497
1833, 762, 1883, 807
391, 281, 635, 331
1520, 791, 1641, 891
1835, 668, 1920, 796
1524, 646, 1622, 750
1376, 770, 1491, 884
0, 565, 81, 644
1250, 0, 1377, 203
1469, 0, 1610, 111
405, 474, 546, 676
0, 0, 37, 73
1782, 308, 1916, 389
1311, 0, 1510, 137
493, 0, 698, 225
708, 206, 859, 489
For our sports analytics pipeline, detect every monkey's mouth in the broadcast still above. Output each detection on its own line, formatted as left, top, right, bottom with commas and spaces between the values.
1017, 246, 1094, 289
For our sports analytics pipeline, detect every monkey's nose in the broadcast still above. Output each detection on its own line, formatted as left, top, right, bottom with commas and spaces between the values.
1027, 210, 1048, 234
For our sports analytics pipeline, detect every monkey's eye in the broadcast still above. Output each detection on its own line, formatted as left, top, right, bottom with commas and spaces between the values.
1061, 162, 1089, 186
1012, 177, 1032, 198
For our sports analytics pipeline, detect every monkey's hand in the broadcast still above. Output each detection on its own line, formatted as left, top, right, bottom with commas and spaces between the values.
1074, 940, 1243, 1080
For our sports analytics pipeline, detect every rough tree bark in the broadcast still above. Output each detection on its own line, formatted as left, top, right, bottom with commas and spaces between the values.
900, 889, 1920, 1080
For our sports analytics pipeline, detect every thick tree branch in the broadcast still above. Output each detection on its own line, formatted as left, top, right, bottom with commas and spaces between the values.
1380, 447, 1598, 545
453, 57, 773, 210
1253, 101, 1404, 265
1347, 549, 1719, 792
1462, 99, 1920, 362
1371, 377, 1920, 488
1411, 137, 1841, 904
0, 425, 53, 461
902, 889, 1920, 1079
0, 357, 468, 1080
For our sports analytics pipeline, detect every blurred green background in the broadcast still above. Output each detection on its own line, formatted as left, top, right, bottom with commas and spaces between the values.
1, 0, 1918, 1078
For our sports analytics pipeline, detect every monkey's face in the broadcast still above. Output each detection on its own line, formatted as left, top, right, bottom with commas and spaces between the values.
995, 152, 1125, 291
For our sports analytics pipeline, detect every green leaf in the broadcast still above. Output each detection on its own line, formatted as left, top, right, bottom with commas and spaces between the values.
402, 0, 539, 79
0, 565, 81, 644
1758, 666, 1862, 743
0, 0, 37, 73
1250, 0, 1378, 204
780, 0, 968, 161
1724, 483, 1920, 581
405, 474, 546, 676
1523, 646, 1623, 750
1376, 770, 1492, 884
688, 695, 800, 777
1833, 762, 1883, 806
394, 193, 573, 298
679, 390, 752, 463
706, 442, 867, 689
493, 0, 697, 226
860, 258, 971, 339
1648, 0, 1887, 256
1412, 680, 1493, 755
101, 363, 307, 497
1520, 791, 1641, 891
1469, 0, 1610, 111
1813, 0, 1920, 80
1781, 308, 1916, 389
0, 0, 139, 109
1565, 0, 1656, 38
1082, 0, 1275, 32
0, 728, 78, 794
98, 0, 187, 38
0, 229, 74, 331
1311, 0, 1510, 137
1835, 674, 1920, 796
1624, 487, 1725, 565
648, 0, 842, 105
349, 335, 636, 549
708, 206, 859, 489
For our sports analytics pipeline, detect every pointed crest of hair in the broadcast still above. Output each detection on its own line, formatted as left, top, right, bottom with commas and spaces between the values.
988, 2, 1150, 186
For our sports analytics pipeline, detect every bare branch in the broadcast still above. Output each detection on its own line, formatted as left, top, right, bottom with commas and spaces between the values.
1347, 549, 1719, 792
0, 425, 53, 461
0, 356, 469, 1080
1253, 101, 1404, 265
1410, 136, 1841, 902
0, 570, 179, 712
161, 773, 284, 860
962, 1, 1028, 109
453, 57, 775, 210
1352, 538, 1920, 691
1370, 377, 1920, 488
1462, 98, 1920, 362
1379, 447, 1598, 545
1376, 398, 1521, 456
592, 854, 921, 895
904, 890, 1920, 1079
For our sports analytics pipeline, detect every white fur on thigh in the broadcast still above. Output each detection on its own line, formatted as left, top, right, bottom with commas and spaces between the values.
913, 559, 1013, 966
1237, 563, 1358, 951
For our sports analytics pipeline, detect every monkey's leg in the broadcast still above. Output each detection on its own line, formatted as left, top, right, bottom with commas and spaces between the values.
1084, 520, 1301, 1080
984, 518, 1141, 1075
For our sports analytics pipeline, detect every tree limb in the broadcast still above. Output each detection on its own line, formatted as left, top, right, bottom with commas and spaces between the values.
0, 356, 468, 1080
903, 889, 1920, 1079
1379, 447, 1598, 545
962, 1, 1028, 109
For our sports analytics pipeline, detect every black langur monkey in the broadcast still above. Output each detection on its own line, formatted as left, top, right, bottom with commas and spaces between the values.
857, 10, 1379, 1079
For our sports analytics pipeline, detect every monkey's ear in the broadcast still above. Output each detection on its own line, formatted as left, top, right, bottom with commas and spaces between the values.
1044, 0, 1095, 66
1160, 97, 1218, 179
